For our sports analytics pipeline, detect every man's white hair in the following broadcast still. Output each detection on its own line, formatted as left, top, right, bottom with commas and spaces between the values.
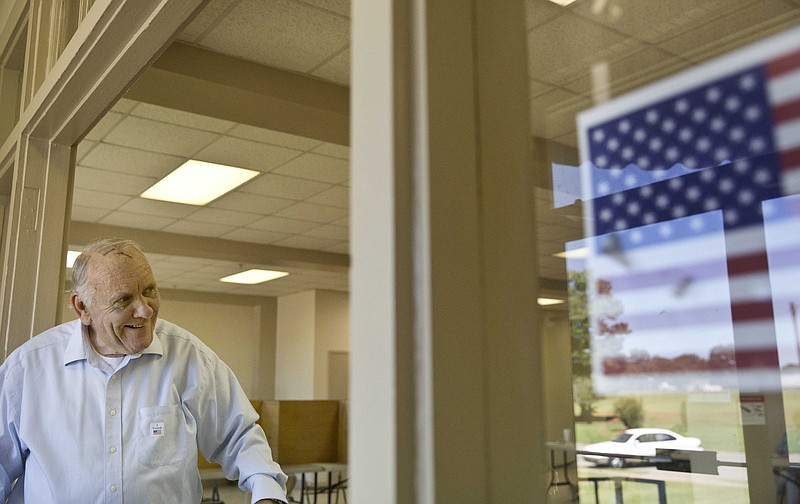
71, 238, 146, 308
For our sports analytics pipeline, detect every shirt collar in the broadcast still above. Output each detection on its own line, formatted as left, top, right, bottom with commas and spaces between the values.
63, 321, 164, 366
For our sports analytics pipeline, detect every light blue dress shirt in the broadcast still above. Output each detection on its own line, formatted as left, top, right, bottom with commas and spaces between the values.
0, 319, 287, 503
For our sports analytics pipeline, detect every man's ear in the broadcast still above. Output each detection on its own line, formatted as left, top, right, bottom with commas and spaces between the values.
70, 292, 92, 325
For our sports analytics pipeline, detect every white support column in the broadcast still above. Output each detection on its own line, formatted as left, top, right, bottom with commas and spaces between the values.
351, 0, 544, 502
0, 136, 72, 357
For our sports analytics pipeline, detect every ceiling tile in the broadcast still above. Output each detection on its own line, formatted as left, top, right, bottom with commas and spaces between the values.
658, 1, 800, 62
247, 215, 319, 234
299, 0, 351, 17
210, 191, 295, 214
117, 197, 199, 219
305, 185, 348, 208
185, 207, 262, 226
72, 188, 132, 210
195, 136, 302, 172
179, 0, 241, 43
527, 12, 641, 87
71, 205, 111, 222
570, 0, 754, 45
84, 112, 124, 142
99, 211, 178, 230
110, 97, 139, 114
74, 166, 157, 196
196, 0, 350, 75
311, 142, 350, 160
272, 153, 348, 183
525, 0, 565, 30
274, 201, 347, 223
329, 216, 349, 228
562, 46, 686, 100
80, 143, 184, 178
76, 140, 97, 163
528, 88, 582, 139
131, 102, 237, 133
161, 219, 237, 237
311, 46, 350, 85
221, 227, 292, 244
227, 124, 324, 151
529, 79, 555, 100
102, 116, 220, 157
240, 173, 331, 200
304, 224, 348, 240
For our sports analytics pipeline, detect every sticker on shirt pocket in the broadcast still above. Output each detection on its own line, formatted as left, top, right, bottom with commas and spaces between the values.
138, 405, 188, 467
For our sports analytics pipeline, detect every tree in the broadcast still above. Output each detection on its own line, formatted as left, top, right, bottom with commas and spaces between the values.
614, 397, 645, 429
569, 270, 598, 421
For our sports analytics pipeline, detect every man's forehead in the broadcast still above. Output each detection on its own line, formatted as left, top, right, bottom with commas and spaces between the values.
88, 247, 154, 279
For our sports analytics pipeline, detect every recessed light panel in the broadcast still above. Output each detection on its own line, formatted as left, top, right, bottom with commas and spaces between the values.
141, 160, 259, 205
537, 297, 565, 306
220, 269, 289, 285
553, 247, 589, 259
66, 251, 81, 268
548, 0, 578, 5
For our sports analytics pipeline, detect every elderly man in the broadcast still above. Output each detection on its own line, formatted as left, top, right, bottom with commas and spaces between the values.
0, 238, 287, 503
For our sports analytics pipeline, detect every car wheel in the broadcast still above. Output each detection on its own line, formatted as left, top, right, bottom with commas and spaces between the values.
609, 457, 625, 469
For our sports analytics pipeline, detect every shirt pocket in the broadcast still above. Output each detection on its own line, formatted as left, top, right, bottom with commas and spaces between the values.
137, 405, 189, 467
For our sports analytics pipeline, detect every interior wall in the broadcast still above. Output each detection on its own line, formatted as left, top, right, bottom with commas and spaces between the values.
542, 310, 574, 443
314, 289, 349, 399
157, 299, 261, 397
276, 290, 316, 399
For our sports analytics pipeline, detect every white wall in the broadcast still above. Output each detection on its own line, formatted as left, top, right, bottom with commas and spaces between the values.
314, 290, 349, 399
158, 300, 262, 397
276, 290, 316, 399
275, 289, 350, 400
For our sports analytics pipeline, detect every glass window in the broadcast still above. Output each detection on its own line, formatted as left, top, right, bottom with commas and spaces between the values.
528, 1, 800, 502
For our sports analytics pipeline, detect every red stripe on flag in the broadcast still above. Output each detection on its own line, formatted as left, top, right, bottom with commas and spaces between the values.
730, 300, 774, 321
767, 49, 800, 77
727, 251, 770, 276
734, 347, 781, 369
773, 97, 800, 123
780, 146, 800, 170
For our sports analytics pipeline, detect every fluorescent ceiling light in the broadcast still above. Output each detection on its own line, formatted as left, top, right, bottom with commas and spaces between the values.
537, 297, 565, 306
553, 247, 589, 259
141, 160, 259, 205
548, 0, 578, 5
220, 269, 289, 285
66, 251, 81, 268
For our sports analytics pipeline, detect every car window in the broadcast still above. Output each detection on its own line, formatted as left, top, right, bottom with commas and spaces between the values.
613, 433, 633, 443
655, 434, 676, 442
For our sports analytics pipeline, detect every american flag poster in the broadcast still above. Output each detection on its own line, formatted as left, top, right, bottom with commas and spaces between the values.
576, 27, 800, 394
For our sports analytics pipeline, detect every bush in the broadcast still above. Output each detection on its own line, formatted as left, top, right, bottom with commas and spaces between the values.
614, 396, 644, 428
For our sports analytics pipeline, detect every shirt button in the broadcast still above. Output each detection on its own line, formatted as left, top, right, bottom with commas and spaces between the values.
110, 485, 117, 492
111, 375, 118, 381
110, 446, 117, 453
109, 409, 117, 416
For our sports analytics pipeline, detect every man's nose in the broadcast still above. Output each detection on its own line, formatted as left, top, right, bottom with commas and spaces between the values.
132, 298, 154, 318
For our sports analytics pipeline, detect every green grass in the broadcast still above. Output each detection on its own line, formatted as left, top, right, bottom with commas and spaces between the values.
575, 473, 748, 504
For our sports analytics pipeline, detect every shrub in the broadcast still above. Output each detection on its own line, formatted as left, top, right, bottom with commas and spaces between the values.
614, 396, 644, 428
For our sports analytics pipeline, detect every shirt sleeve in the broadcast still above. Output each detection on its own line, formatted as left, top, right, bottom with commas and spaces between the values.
193, 351, 288, 502
0, 362, 26, 500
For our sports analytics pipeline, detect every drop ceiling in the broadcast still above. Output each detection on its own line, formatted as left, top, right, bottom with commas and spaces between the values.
69, 0, 800, 298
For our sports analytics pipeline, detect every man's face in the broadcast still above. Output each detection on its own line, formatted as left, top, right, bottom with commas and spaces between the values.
73, 247, 160, 355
